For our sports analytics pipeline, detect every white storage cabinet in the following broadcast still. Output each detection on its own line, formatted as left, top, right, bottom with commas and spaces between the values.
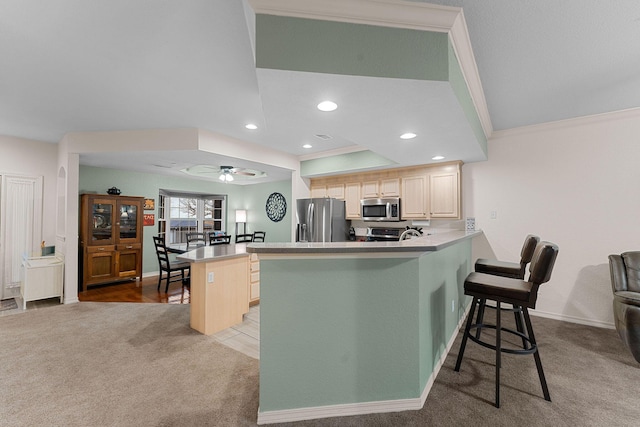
21, 255, 64, 309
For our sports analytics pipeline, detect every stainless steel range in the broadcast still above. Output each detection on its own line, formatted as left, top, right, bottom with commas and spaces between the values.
366, 227, 405, 242
366, 226, 425, 241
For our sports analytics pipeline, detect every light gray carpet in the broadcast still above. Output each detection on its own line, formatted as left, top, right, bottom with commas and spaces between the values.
1, 302, 639, 426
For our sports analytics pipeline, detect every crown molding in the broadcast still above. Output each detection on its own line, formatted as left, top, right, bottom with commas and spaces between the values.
490, 107, 640, 140
248, 0, 493, 139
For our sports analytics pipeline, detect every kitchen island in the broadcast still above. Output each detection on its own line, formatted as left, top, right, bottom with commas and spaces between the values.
177, 243, 249, 335
247, 230, 482, 425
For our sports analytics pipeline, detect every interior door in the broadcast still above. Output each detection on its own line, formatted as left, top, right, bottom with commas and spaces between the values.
0, 175, 43, 300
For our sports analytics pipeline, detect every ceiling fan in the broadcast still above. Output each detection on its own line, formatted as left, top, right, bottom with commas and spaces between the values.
217, 165, 255, 182
180, 164, 265, 182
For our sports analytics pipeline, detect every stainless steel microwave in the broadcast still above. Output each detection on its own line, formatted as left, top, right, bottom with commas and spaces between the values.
361, 198, 401, 222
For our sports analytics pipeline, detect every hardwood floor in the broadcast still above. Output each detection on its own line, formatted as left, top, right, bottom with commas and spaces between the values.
78, 276, 190, 304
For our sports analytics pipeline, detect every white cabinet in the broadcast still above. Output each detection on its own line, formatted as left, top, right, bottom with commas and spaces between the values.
21, 255, 64, 309
401, 175, 429, 219
344, 182, 362, 219
430, 172, 460, 218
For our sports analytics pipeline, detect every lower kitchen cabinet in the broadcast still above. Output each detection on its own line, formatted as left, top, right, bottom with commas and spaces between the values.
249, 253, 260, 304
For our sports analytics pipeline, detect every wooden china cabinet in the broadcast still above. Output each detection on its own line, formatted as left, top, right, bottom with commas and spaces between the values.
79, 194, 144, 292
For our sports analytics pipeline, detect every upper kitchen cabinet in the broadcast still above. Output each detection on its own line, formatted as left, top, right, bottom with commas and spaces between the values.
401, 175, 428, 219
430, 171, 460, 218
309, 161, 462, 220
311, 183, 345, 199
344, 182, 362, 219
380, 178, 400, 197
79, 194, 144, 292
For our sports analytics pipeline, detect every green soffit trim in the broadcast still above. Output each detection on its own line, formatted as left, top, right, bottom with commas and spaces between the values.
301, 150, 396, 177
256, 15, 449, 80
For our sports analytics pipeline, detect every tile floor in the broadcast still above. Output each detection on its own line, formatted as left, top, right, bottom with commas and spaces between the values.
212, 305, 260, 360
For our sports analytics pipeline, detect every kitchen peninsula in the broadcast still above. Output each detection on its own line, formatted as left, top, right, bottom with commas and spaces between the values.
247, 230, 481, 425
177, 243, 250, 335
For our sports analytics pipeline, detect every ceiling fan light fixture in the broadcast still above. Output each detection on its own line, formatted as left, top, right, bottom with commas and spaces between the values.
219, 172, 234, 182
317, 101, 337, 112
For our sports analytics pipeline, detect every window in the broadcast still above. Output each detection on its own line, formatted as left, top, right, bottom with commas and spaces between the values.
157, 190, 226, 244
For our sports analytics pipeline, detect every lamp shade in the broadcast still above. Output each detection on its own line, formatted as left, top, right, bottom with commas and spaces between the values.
235, 209, 247, 223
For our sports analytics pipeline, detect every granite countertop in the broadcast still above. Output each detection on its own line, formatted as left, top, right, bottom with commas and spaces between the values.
246, 229, 482, 254
177, 243, 249, 263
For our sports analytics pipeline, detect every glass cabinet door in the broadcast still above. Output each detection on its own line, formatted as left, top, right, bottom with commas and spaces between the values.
118, 203, 138, 240
92, 200, 114, 242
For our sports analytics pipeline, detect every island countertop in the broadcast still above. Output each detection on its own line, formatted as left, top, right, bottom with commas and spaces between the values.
246, 229, 482, 254
176, 242, 249, 263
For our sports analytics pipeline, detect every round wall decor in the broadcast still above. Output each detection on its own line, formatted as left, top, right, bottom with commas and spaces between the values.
265, 192, 287, 222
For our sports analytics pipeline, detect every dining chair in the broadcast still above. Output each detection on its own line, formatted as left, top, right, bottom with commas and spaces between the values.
252, 231, 266, 242
153, 236, 191, 293
235, 234, 254, 243
186, 232, 206, 248
208, 232, 231, 245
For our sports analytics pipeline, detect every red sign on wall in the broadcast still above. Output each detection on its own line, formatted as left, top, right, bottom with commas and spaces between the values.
143, 214, 155, 226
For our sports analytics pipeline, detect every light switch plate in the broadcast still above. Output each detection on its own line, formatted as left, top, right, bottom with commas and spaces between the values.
207, 272, 214, 283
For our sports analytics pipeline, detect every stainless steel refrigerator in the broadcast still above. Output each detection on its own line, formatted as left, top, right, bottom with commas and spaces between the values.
296, 198, 348, 242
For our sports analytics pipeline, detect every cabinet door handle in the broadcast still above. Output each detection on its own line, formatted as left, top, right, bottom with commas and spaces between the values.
98, 247, 105, 251
126, 245, 133, 249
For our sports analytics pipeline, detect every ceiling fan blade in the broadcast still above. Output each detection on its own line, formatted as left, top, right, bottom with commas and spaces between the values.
234, 170, 256, 176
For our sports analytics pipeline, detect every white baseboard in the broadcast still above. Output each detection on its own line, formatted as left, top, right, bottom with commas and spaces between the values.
530, 309, 615, 329
256, 304, 471, 425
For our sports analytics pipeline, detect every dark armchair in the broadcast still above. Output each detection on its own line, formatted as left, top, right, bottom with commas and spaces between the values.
608, 251, 640, 362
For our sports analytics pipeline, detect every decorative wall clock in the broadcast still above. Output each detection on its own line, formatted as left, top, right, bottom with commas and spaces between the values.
265, 192, 287, 222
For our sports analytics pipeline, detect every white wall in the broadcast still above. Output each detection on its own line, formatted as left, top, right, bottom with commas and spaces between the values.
463, 109, 640, 328
0, 135, 58, 248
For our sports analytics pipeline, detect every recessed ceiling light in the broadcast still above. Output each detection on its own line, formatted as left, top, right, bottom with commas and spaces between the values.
245, 123, 258, 130
303, 144, 312, 149
317, 101, 338, 112
400, 133, 417, 140
432, 155, 445, 160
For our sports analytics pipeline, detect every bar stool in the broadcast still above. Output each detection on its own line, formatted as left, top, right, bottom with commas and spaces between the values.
454, 241, 559, 407
474, 235, 540, 344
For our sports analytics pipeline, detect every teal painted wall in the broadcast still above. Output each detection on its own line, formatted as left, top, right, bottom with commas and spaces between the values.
239, 180, 292, 243
256, 15, 449, 81
300, 150, 396, 177
448, 41, 488, 155
258, 239, 473, 413
79, 166, 291, 274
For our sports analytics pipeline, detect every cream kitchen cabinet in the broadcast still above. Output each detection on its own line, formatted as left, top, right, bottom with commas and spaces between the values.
327, 183, 345, 199
429, 171, 460, 218
310, 185, 327, 198
380, 178, 401, 197
311, 184, 344, 199
249, 253, 260, 304
344, 182, 362, 219
401, 175, 429, 219
361, 181, 379, 198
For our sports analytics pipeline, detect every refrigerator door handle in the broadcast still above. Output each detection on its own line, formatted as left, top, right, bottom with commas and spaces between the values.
308, 202, 314, 242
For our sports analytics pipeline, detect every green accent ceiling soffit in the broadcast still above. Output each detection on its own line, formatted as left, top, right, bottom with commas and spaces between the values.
256, 15, 449, 80
447, 41, 488, 155
300, 150, 396, 177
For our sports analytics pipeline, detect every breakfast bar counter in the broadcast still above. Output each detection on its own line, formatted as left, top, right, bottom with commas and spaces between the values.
177, 243, 250, 335
247, 230, 481, 424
